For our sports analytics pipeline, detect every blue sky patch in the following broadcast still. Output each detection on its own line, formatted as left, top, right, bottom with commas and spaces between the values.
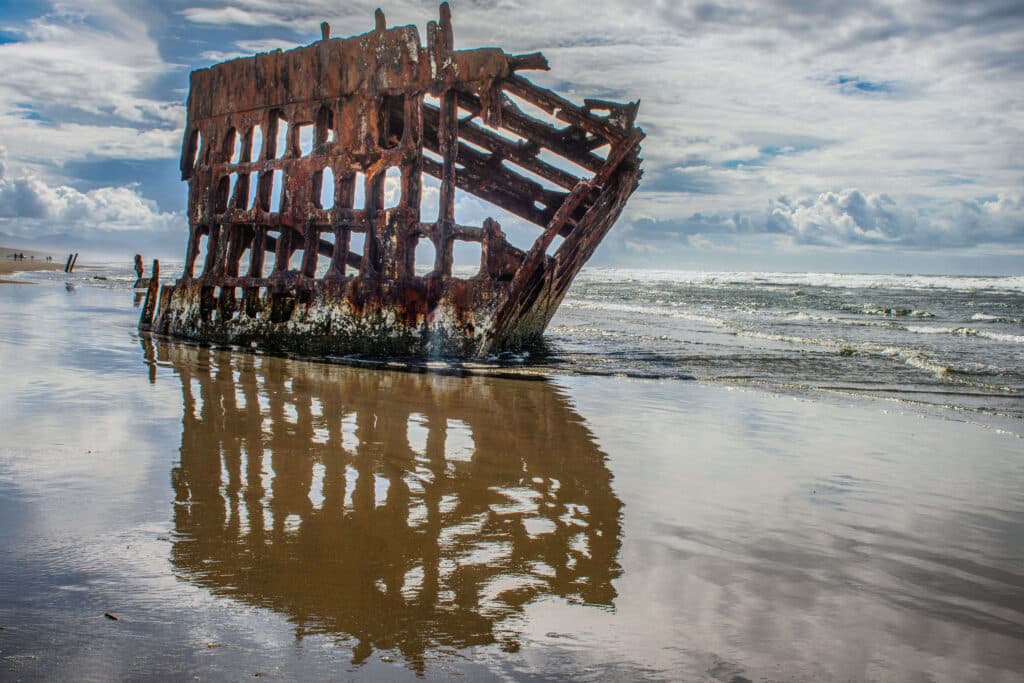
722, 144, 820, 170
833, 75, 895, 95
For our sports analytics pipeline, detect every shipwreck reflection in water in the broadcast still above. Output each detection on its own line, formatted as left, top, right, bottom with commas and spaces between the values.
147, 338, 622, 668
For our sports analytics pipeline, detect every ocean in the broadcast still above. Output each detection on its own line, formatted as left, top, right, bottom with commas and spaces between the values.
547, 269, 1024, 429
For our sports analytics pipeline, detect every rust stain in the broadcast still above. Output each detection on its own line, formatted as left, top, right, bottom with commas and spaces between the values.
142, 3, 644, 357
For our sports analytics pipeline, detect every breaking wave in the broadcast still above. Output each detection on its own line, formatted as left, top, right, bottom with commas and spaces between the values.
905, 326, 1024, 343
576, 268, 1024, 294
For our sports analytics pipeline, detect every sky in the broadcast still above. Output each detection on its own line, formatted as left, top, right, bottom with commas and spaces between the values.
0, 0, 1021, 274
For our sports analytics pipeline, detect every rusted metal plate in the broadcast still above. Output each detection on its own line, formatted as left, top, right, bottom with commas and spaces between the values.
142, 3, 644, 357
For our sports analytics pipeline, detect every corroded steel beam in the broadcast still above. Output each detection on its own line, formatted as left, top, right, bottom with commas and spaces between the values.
143, 3, 644, 357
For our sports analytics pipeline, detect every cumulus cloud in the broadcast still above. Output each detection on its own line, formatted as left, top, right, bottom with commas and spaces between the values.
621, 190, 1024, 253
769, 190, 1024, 248
770, 191, 915, 246
0, 148, 180, 234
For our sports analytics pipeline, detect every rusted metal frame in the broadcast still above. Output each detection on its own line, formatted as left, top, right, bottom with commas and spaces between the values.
359, 174, 382, 278
399, 96, 424, 279
549, 129, 644, 246
213, 157, 295, 176
196, 276, 280, 289
583, 98, 640, 130
553, 152, 642, 271
222, 224, 251, 278
506, 52, 549, 72
420, 156, 551, 228
509, 129, 644, 297
301, 221, 320, 277
181, 128, 200, 180
423, 103, 580, 191
427, 3, 455, 85
243, 226, 267, 313
272, 223, 292, 274
202, 224, 224, 276
417, 221, 484, 242
330, 165, 357, 278
488, 159, 643, 347
529, 154, 643, 332
422, 105, 567, 224
260, 230, 362, 271
183, 223, 203, 277
461, 125, 581, 191
327, 226, 350, 279
434, 87, 459, 277
435, 220, 485, 278
528, 180, 594, 265
437, 90, 458, 224
217, 224, 251, 314
462, 141, 567, 210
502, 74, 627, 144
423, 118, 566, 220
453, 89, 604, 173
454, 144, 565, 219
218, 205, 375, 230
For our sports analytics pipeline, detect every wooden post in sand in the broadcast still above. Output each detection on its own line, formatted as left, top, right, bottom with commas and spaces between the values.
133, 254, 148, 288
64, 254, 73, 273
69, 253, 79, 273
139, 259, 160, 331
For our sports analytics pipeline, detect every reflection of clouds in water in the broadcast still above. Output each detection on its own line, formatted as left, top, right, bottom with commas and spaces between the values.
154, 338, 622, 670
542, 378, 1024, 682
0, 286, 180, 536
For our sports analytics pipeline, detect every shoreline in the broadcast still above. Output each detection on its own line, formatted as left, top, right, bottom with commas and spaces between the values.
0, 262, 65, 283
6, 272, 1022, 438
141, 326, 1024, 439
1, 246, 65, 282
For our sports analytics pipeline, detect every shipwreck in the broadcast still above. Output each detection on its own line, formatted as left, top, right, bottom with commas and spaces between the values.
141, 3, 644, 357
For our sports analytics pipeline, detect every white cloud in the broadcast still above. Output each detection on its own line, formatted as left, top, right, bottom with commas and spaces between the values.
769, 190, 1024, 248
0, 147, 180, 235
0, 115, 181, 172
0, 1, 178, 125
0, 1, 183, 180
771, 191, 914, 246
619, 189, 1024, 254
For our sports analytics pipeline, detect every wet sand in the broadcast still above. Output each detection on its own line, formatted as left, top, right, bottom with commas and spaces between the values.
1, 281, 1022, 681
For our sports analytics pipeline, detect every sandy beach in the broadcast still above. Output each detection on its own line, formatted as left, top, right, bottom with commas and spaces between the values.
0, 247, 64, 282
1, 275, 1021, 681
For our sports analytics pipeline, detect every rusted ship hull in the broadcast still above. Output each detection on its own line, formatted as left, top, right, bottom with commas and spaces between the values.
142, 4, 643, 357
